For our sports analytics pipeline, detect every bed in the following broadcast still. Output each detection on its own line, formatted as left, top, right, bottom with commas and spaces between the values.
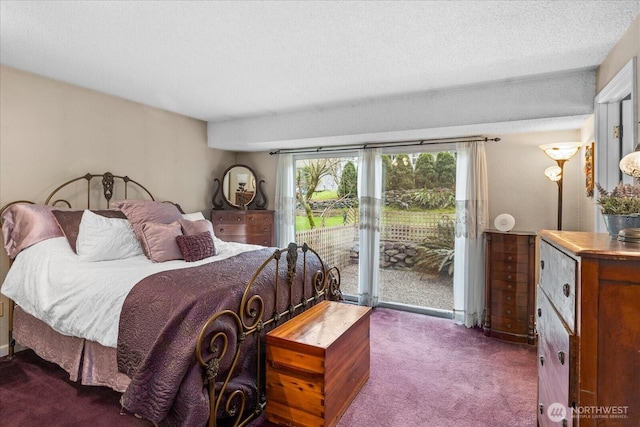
0, 172, 341, 427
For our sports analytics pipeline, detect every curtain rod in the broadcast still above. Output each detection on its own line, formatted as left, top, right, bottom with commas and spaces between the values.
269, 136, 500, 155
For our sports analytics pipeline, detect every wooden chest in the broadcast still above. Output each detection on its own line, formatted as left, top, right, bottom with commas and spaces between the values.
266, 301, 371, 427
483, 230, 536, 344
210, 209, 274, 246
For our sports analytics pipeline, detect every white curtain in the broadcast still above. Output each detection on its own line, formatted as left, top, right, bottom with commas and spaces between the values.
357, 148, 382, 307
452, 141, 489, 327
274, 153, 296, 248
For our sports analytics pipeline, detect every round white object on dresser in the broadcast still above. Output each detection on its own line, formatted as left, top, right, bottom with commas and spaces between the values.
494, 213, 515, 232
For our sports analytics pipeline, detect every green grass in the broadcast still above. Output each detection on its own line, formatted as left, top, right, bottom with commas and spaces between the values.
296, 214, 346, 231
309, 190, 338, 201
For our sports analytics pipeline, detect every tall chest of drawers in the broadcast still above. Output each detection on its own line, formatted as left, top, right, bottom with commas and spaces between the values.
483, 230, 536, 344
210, 210, 274, 246
537, 230, 640, 427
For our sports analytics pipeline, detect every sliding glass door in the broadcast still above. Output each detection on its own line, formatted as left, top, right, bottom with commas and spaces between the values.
375, 150, 455, 314
293, 148, 455, 316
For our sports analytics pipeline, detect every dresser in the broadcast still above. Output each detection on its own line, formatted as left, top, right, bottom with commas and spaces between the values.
483, 230, 536, 344
537, 230, 640, 427
210, 210, 274, 246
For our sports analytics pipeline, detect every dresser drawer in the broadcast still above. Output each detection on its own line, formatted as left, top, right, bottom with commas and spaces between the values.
490, 242, 530, 254
489, 233, 522, 245
490, 261, 529, 275
490, 278, 529, 293
491, 304, 528, 323
537, 287, 573, 427
539, 240, 576, 332
490, 316, 528, 334
215, 224, 272, 238
491, 289, 528, 307
212, 212, 246, 224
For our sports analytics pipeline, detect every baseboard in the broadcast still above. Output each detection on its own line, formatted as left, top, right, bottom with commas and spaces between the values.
0, 342, 25, 358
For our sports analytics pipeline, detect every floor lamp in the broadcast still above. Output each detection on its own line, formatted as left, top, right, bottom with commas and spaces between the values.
540, 143, 581, 230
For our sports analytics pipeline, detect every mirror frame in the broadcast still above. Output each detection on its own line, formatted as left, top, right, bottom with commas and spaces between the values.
212, 164, 268, 211
220, 164, 258, 209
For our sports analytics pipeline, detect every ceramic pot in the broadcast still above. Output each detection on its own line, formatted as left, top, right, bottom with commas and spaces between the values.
602, 214, 640, 237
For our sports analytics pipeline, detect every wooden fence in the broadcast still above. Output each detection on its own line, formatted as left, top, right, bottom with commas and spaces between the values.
296, 225, 356, 272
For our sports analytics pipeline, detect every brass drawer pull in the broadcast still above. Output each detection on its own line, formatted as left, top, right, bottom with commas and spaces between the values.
507, 274, 512, 280
506, 296, 512, 301
506, 309, 512, 315
219, 228, 225, 233
563, 283, 571, 297
558, 351, 565, 365
507, 255, 513, 261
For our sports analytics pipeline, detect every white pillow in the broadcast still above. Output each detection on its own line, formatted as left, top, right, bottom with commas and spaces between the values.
182, 212, 206, 221
76, 210, 144, 261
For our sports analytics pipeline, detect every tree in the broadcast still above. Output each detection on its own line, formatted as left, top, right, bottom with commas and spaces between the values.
295, 158, 340, 229
381, 154, 393, 191
385, 154, 414, 190
434, 151, 456, 189
414, 153, 436, 189
337, 161, 357, 198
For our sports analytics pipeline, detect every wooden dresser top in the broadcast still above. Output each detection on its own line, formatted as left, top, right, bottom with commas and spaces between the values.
540, 230, 640, 260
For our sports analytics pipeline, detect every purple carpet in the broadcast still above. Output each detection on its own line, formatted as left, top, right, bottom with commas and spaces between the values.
0, 308, 537, 426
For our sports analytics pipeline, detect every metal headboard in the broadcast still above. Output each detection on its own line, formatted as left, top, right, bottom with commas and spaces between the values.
44, 172, 155, 209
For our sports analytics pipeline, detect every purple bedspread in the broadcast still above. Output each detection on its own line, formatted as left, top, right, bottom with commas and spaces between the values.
117, 247, 324, 426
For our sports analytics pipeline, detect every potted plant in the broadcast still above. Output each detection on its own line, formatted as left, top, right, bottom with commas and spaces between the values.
596, 182, 640, 237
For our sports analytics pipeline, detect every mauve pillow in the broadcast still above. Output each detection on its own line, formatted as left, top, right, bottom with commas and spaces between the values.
112, 200, 183, 241
140, 221, 183, 263
1, 204, 64, 259
179, 218, 219, 244
176, 231, 215, 262
52, 209, 127, 253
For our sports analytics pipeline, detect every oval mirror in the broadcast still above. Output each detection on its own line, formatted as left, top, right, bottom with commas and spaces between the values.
222, 164, 257, 208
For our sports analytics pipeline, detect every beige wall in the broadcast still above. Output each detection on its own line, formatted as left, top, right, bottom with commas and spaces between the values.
596, 14, 639, 120
0, 66, 235, 354
237, 151, 277, 209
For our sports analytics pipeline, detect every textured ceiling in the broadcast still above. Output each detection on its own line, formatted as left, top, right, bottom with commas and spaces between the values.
1, 1, 639, 124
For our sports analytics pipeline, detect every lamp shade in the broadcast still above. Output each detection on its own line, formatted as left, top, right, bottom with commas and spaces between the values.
236, 173, 249, 185
620, 145, 640, 178
539, 142, 581, 161
544, 166, 562, 182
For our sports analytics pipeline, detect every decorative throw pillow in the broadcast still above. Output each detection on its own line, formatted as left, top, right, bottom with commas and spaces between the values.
176, 231, 215, 262
112, 200, 183, 241
52, 209, 127, 253
76, 210, 144, 262
140, 221, 183, 263
1, 203, 64, 259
